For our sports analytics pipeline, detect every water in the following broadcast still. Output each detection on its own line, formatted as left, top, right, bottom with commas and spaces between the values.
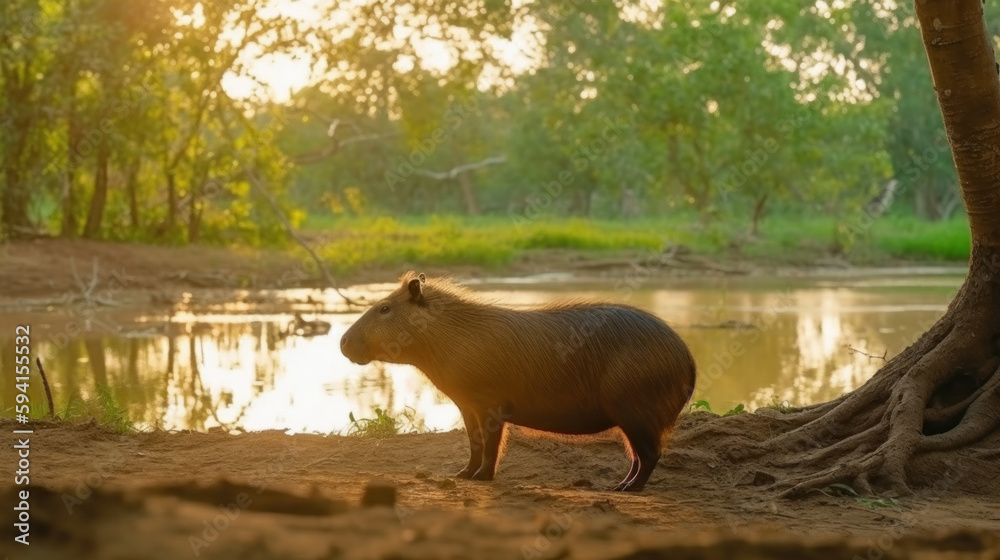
0, 271, 964, 434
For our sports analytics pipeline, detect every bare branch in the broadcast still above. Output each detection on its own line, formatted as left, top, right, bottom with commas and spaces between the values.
292, 132, 399, 165
243, 170, 361, 307
846, 345, 888, 363
69, 258, 116, 306
412, 155, 507, 180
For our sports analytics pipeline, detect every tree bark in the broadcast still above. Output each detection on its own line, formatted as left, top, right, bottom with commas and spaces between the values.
82, 135, 110, 238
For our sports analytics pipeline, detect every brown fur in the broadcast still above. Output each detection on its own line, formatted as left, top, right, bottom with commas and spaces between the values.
340, 271, 697, 491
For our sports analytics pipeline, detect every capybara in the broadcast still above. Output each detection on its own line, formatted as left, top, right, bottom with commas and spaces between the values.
340, 272, 697, 491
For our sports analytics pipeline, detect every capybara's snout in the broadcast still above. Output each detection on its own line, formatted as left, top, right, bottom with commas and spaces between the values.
339, 330, 371, 365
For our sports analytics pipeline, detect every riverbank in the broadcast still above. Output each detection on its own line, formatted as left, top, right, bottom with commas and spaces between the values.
1, 418, 997, 559
0, 234, 968, 306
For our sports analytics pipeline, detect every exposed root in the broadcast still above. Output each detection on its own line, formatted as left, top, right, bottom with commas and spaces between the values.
765, 317, 995, 498
779, 447, 888, 498
922, 374, 1000, 452
777, 423, 885, 469
923, 389, 980, 425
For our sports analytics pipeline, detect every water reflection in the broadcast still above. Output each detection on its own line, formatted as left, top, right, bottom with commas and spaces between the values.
0, 274, 961, 433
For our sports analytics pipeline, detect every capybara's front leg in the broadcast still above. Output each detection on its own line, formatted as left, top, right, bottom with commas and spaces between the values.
456, 408, 483, 479
471, 416, 505, 481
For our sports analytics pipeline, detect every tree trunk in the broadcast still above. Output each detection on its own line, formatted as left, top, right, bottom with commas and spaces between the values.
1, 164, 31, 238
126, 156, 141, 232
683, 0, 1000, 499
166, 172, 178, 234
188, 180, 203, 244
459, 173, 479, 215
0, 61, 37, 238
750, 193, 768, 237
61, 107, 82, 237
82, 136, 110, 238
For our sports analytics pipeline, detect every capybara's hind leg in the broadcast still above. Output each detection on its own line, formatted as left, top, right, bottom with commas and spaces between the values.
471, 417, 506, 481
616, 426, 661, 492
613, 455, 640, 491
456, 408, 484, 479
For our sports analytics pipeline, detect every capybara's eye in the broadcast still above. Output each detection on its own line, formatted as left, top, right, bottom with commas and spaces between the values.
379, 305, 390, 314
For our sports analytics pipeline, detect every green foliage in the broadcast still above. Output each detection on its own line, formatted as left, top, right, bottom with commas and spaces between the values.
312, 216, 667, 275
346, 407, 420, 438
689, 400, 745, 417
0, 0, 985, 244
871, 216, 971, 260
762, 398, 795, 414
303, 213, 970, 278
95, 384, 134, 434
690, 399, 714, 413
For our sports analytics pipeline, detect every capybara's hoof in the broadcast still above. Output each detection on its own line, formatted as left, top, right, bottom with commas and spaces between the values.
470, 468, 495, 481
455, 467, 476, 479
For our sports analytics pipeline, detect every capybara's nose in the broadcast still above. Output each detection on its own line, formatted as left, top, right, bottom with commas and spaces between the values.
340, 334, 348, 350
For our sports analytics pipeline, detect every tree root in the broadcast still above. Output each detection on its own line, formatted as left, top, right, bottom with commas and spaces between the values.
922, 372, 1000, 452
761, 316, 1000, 498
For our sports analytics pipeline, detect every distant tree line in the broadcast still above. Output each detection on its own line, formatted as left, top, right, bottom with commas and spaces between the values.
2, 0, 992, 243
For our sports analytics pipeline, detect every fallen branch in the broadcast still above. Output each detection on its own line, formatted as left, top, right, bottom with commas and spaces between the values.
69, 258, 117, 306
413, 155, 507, 180
243, 170, 361, 307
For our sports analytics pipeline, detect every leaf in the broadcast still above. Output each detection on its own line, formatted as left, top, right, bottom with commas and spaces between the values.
691, 399, 713, 412
826, 483, 859, 497
723, 403, 745, 416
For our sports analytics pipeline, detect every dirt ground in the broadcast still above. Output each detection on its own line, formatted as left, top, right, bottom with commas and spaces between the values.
2, 417, 998, 559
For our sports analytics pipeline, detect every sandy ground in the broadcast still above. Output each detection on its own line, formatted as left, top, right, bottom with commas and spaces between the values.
1, 418, 998, 559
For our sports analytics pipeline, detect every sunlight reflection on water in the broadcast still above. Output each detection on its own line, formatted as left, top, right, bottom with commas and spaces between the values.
0, 273, 962, 434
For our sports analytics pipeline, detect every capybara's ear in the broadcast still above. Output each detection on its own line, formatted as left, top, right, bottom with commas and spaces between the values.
417, 272, 426, 283
408, 278, 424, 302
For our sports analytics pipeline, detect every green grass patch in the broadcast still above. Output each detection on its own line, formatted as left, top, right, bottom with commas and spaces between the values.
311, 215, 673, 275
869, 216, 970, 260
346, 407, 422, 438
302, 212, 971, 276
95, 385, 135, 434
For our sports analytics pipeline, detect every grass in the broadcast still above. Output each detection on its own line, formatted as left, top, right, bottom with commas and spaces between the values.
690, 399, 747, 417
301, 213, 972, 276
95, 385, 135, 434
824, 483, 903, 511
35, 387, 136, 434
346, 407, 421, 438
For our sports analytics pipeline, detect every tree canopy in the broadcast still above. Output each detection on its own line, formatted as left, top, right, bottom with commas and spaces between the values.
0, 0, 984, 242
